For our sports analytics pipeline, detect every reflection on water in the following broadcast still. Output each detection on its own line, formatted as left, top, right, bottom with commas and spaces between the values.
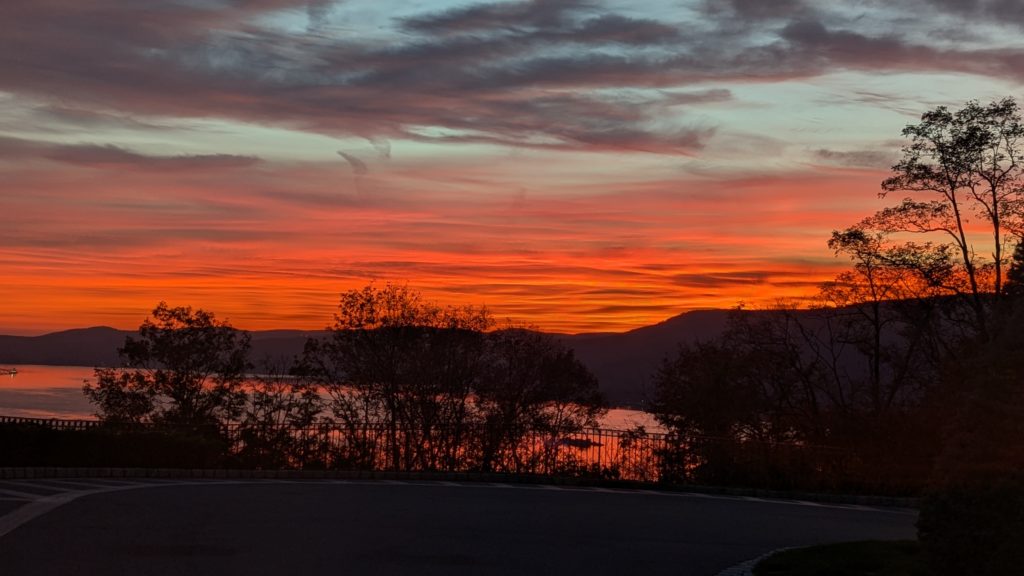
0, 364, 664, 431
601, 408, 662, 432
0, 364, 95, 389
0, 365, 96, 419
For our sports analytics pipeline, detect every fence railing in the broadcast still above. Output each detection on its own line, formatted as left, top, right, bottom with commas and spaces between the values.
0, 415, 931, 493
0, 416, 102, 430
218, 423, 671, 482
0, 415, 668, 481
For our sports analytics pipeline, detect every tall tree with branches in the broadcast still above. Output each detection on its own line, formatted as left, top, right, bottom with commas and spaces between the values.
866, 98, 1024, 335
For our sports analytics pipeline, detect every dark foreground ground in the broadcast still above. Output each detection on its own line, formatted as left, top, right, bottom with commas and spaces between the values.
0, 479, 916, 576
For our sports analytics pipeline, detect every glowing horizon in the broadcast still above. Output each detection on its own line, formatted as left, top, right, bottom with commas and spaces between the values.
2, 0, 1023, 335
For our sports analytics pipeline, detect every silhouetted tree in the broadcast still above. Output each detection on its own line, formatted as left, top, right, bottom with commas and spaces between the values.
83, 368, 155, 425
84, 302, 250, 426
918, 298, 1024, 576
1004, 238, 1024, 298
650, 324, 815, 486
234, 358, 326, 468
298, 283, 490, 470
868, 98, 1024, 335
476, 326, 605, 473
822, 228, 953, 415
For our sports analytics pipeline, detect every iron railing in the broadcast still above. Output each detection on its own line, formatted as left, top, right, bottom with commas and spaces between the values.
0, 415, 931, 493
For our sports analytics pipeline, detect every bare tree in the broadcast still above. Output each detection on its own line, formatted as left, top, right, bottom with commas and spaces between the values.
873, 98, 1024, 335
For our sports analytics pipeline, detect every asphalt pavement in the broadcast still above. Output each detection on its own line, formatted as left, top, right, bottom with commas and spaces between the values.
0, 479, 917, 576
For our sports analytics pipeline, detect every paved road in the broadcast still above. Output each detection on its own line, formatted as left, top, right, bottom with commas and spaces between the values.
0, 478, 916, 576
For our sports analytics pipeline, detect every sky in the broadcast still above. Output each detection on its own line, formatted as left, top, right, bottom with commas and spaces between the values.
2, 0, 1023, 335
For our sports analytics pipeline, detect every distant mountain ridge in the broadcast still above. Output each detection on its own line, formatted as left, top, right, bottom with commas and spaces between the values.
556, 309, 733, 407
0, 310, 736, 406
0, 327, 127, 367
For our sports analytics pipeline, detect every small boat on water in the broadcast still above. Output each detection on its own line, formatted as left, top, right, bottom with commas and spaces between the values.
1, 368, 16, 376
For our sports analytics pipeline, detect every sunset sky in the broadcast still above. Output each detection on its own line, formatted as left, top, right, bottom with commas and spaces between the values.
2, 0, 1022, 335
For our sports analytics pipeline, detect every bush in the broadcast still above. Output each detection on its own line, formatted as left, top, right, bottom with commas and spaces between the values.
754, 540, 926, 576
0, 423, 228, 468
917, 473, 1024, 576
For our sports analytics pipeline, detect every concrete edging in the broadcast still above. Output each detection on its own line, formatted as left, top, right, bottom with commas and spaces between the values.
714, 547, 796, 576
0, 467, 920, 508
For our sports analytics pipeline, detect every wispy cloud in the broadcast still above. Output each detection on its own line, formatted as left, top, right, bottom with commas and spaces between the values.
0, 136, 261, 170
7, 0, 1018, 154
1, 0, 1021, 333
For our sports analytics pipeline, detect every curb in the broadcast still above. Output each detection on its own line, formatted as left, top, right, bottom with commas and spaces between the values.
714, 546, 796, 576
0, 467, 920, 508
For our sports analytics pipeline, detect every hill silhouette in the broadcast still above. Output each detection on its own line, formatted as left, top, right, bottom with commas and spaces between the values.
555, 309, 732, 407
0, 311, 735, 406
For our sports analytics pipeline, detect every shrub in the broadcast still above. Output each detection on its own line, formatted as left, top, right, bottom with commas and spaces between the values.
0, 423, 228, 468
917, 473, 1024, 576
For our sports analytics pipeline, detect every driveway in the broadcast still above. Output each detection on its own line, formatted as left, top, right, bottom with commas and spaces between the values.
0, 478, 917, 576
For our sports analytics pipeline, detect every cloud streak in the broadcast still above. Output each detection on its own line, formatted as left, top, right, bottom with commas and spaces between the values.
0, 136, 261, 170
2, 0, 1021, 333
0, 149, 874, 333
5, 0, 1020, 155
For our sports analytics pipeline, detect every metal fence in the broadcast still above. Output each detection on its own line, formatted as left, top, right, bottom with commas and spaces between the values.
220, 422, 670, 482
0, 416, 101, 430
0, 415, 667, 481
0, 415, 929, 493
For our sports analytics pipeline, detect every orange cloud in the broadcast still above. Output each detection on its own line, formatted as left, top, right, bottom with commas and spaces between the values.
0, 156, 880, 334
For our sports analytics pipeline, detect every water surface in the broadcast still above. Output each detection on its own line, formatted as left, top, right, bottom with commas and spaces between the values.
0, 364, 662, 430
0, 364, 96, 419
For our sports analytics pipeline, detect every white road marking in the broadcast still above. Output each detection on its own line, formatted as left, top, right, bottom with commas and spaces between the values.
840, 504, 880, 512
683, 492, 718, 498
0, 476, 915, 541
0, 488, 48, 500
32, 479, 124, 490
0, 480, 286, 540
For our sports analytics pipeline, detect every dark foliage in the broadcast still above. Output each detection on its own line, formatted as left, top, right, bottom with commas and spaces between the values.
0, 422, 226, 468
76, 286, 608, 476
917, 299, 1024, 575
476, 327, 605, 473
297, 283, 494, 471
651, 98, 1024, 497
754, 541, 926, 576
84, 302, 250, 426
1005, 239, 1024, 298
918, 474, 1024, 576
232, 359, 326, 469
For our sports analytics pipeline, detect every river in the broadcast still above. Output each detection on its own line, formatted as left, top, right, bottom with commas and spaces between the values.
0, 364, 663, 431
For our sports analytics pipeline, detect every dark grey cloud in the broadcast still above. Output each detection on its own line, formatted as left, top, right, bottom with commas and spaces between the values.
673, 271, 770, 288
46, 145, 263, 170
400, 0, 590, 34
555, 14, 682, 45
703, 0, 808, 20
779, 18, 1024, 78
0, 136, 261, 170
1, 0, 1022, 158
399, 90, 724, 153
813, 148, 896, 169
31, 105, 177, 130
921, 0, 1024, 24
337, 151, 368, 175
